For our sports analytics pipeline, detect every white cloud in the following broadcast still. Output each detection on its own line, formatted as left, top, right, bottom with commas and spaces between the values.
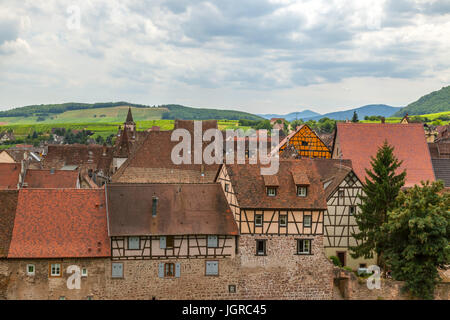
0, 0, 449, 113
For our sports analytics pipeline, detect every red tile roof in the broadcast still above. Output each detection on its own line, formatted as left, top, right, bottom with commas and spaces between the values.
8, 189, 110, 258
223, 159, 327, 209
335, 123, 435, 187
24, 169, 79, 188
0, 163, 20, 189
0, 190, 19, 258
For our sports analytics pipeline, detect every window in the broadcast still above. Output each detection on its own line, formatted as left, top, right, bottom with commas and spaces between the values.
279, 215, 287, 227
256, 240, 266, 256
27, 264, 35, 276
86, 296, 93, 300
81, 268, 88, 277
59, 296, 66, 300
158, 263, 180, 278
267, 187, 277, 197
152, 196, 158, 217
207, 235, 218, 248
255, 214, 263, 227
338, 190, 345, 197
160, 236, 175, 249
349, 206, 356, 215
359, 263, 367, 269
301, 141, 308, 146
225, 183, 229, 192
303, 215, 312, 227
49, 263, 61, 277
297, 186, 307, 197
297, 239, 312, 254
228, 285, 236, 293
165, 263, 175, 277
112, 262, 123, 278
128, 236, 140, 250
205, 261, 219, 276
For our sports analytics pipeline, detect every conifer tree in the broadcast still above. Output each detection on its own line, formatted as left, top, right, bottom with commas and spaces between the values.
350, 140, 406, 267
351, 111, 359, 122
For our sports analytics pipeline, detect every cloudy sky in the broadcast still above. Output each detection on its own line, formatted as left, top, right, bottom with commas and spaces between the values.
1, 0, 449, 114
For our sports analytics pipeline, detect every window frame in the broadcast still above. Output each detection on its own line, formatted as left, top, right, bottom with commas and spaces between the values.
266, 187, 277, 197
81, 267, 88, 277
303, 214, 312, 228
255, 239, 267, 256
297, 186, 308, 197
166, 235, 175, 248
224, 183, 229, 192
279, 214, 287, 227
164, 263, 175, 278
255, 214, 263, 227
349, 205, 356, 215
26, 264, 35, 276
49, 263, 62, 278
296, 239, 312, 255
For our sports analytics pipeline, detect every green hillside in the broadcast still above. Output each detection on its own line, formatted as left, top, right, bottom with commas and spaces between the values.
394, 86, 450, 116
0, 102, 263, 125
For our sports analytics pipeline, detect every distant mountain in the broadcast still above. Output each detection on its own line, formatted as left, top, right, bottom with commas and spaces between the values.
394, 86, 450, 117
258, 110, 321, 121
309, 104, 402, 121
161, 104, 263, 121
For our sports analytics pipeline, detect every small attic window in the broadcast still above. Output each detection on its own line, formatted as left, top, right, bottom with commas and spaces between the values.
297, 186, 307, 197
152, 196, 158, 217
267, 187, 277, 197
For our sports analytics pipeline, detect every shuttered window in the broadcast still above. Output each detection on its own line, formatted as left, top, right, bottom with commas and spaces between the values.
207, 235, 218, 248
112, 263, 123, 278
159, 263, 180, 278
128, 236, 140, 250
160, 236, 174, 248
205, 261, 219, 276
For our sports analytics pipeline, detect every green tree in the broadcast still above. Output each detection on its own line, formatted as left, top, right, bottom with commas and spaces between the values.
350, 141, 406, 267
352, 111, 359, 122
382, 181, 450, 299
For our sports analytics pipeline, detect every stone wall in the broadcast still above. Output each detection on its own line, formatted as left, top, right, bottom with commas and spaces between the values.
333, 268, 450, 300
1, 235, 335, 300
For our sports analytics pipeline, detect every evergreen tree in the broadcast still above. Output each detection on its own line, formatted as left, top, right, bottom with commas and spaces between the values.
382, 181, 450, 299
350, 141, 406, 267
351, 111, 359, 122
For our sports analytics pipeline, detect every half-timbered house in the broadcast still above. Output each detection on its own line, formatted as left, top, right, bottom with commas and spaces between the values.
312, 159, 376, 270
271, 124, 331, 159
216, 159, 334, 299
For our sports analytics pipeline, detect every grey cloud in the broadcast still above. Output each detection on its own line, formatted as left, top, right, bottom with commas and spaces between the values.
0, 17, 20, 45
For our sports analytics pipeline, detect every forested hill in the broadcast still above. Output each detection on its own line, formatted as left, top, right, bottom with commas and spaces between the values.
394, 86, 450, 116
161, 104, 263, 120
0, 102, 263, 121
0, 102, 150, 118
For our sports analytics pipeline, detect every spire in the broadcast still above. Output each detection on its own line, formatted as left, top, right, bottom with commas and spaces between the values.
125, 107, 134, 124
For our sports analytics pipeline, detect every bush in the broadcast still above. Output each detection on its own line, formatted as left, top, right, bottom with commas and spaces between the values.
329, 256, 342, 267
343, 266, 353, 272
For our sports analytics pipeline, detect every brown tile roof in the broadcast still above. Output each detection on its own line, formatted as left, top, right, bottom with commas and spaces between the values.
42, 144, 113, 173
112, 126, 220, 184
429, 143, 450, 159
106, 183, 238, 236
311, 159, 355, 198
8, 189, 110, 258
174, 119, 218, 131
431, 159, 450, 187
24, 169, 79, 188
0, 190, 18, 258
263, 174, 279, 186
0, 163, 20, 189
335, 123, 435, 187
223, 159, 327, 209
292, 171, 310, 186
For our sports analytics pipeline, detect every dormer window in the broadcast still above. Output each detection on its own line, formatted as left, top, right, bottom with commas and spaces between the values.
297, 186, 307, 197
267, 187, 277, 197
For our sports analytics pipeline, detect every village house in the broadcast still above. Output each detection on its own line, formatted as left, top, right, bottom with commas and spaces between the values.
0, 163, 20, 190
311, 159, 376, 270
42, 143, 113, 187
112, 120, 221, 184
216, 159, 334, 299
271, 124, 332, 159
22, 169, 80, 188
3, 189, 111, 300
332, 123, 436, 187
105, 183, 241, 299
